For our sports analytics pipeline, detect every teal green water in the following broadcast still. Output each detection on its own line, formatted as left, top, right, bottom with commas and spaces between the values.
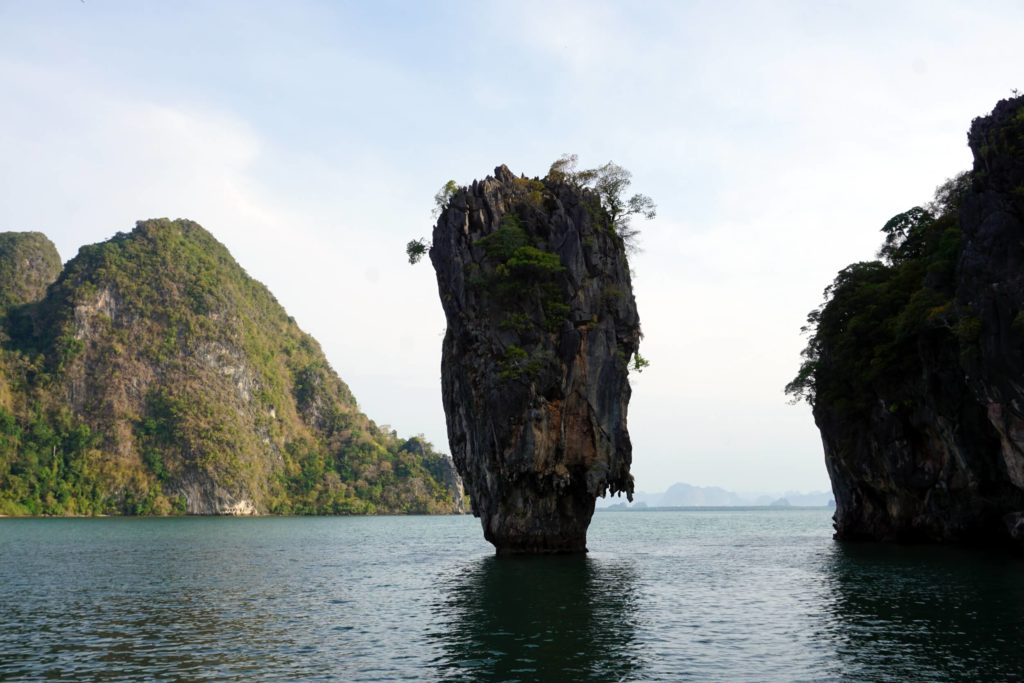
1, 509, 1022, 681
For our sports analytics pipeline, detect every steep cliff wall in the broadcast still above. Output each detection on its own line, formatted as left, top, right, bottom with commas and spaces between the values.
430, 165, 640, 553
793, 96, 1024, 542
958, 97, 1024, 508
0, 219, 463, 516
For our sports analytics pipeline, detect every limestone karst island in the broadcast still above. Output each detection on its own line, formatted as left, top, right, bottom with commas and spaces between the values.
788, 95, 1024, 545
422, 160, 649, 553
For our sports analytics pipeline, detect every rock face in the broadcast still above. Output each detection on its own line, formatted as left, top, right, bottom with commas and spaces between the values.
429, 165, 640, 553
806, 96, 1024, 543
0, 219, 463, 516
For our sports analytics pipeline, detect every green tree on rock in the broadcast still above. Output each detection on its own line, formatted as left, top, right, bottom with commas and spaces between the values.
547, 154, 656, 253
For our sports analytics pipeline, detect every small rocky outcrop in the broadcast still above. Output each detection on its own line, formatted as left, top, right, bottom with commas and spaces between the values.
429, 165, 640, 553
0, 232, 61, 310
798, 96, 1024, 543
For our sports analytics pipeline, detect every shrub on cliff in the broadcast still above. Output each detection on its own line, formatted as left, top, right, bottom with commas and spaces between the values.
408, 156, 656, 263
786, 176, 967, 412
547, 154, 656, 253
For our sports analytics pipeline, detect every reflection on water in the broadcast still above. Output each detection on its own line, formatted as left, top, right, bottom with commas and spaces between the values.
821, 543, 1024, 681
429, 555, 643, 681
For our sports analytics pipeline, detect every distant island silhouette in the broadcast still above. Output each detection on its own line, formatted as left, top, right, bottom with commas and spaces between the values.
597, 482, 833, 508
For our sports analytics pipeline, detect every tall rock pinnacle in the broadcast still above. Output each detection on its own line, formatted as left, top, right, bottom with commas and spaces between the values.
429, 164, 641, 553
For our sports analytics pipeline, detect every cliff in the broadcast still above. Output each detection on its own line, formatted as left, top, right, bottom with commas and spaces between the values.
429, 164, 641, 553
0, 219, 464, 516
790, 96, 1024, 543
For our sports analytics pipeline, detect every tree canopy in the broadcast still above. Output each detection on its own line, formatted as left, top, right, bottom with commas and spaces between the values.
408, 157, 657, 265
547, 154, 656, 253
786, 175, 968, 409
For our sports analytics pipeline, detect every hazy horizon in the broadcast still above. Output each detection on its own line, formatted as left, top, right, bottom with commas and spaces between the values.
3, 1, 1023, 493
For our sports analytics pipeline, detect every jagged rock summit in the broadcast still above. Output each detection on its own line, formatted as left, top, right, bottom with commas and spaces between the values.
429, 164, 641, 553
793, 95, 1024, 544
0, 232, 61, 309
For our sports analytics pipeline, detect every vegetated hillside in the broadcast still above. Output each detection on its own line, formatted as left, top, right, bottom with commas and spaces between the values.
788, 95, 1024, 543
0, 218, 463, 516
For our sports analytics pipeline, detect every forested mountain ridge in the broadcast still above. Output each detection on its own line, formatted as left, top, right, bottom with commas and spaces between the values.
0, 219, 464, 516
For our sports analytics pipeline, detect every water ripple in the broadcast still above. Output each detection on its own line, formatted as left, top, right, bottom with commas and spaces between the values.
1, 511, 1022, 681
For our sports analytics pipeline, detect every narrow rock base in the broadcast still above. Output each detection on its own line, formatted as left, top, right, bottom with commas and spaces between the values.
482, 487, 596, 555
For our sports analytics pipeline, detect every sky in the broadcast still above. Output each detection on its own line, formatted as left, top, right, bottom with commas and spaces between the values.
1, 1, 1022, 494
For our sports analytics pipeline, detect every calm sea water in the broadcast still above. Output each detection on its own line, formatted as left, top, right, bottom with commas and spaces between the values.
1, 509, 1022, 682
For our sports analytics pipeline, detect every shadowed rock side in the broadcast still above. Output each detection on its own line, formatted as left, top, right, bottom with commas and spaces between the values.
807, 96, 1024, 543
429, 165, 640, 553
